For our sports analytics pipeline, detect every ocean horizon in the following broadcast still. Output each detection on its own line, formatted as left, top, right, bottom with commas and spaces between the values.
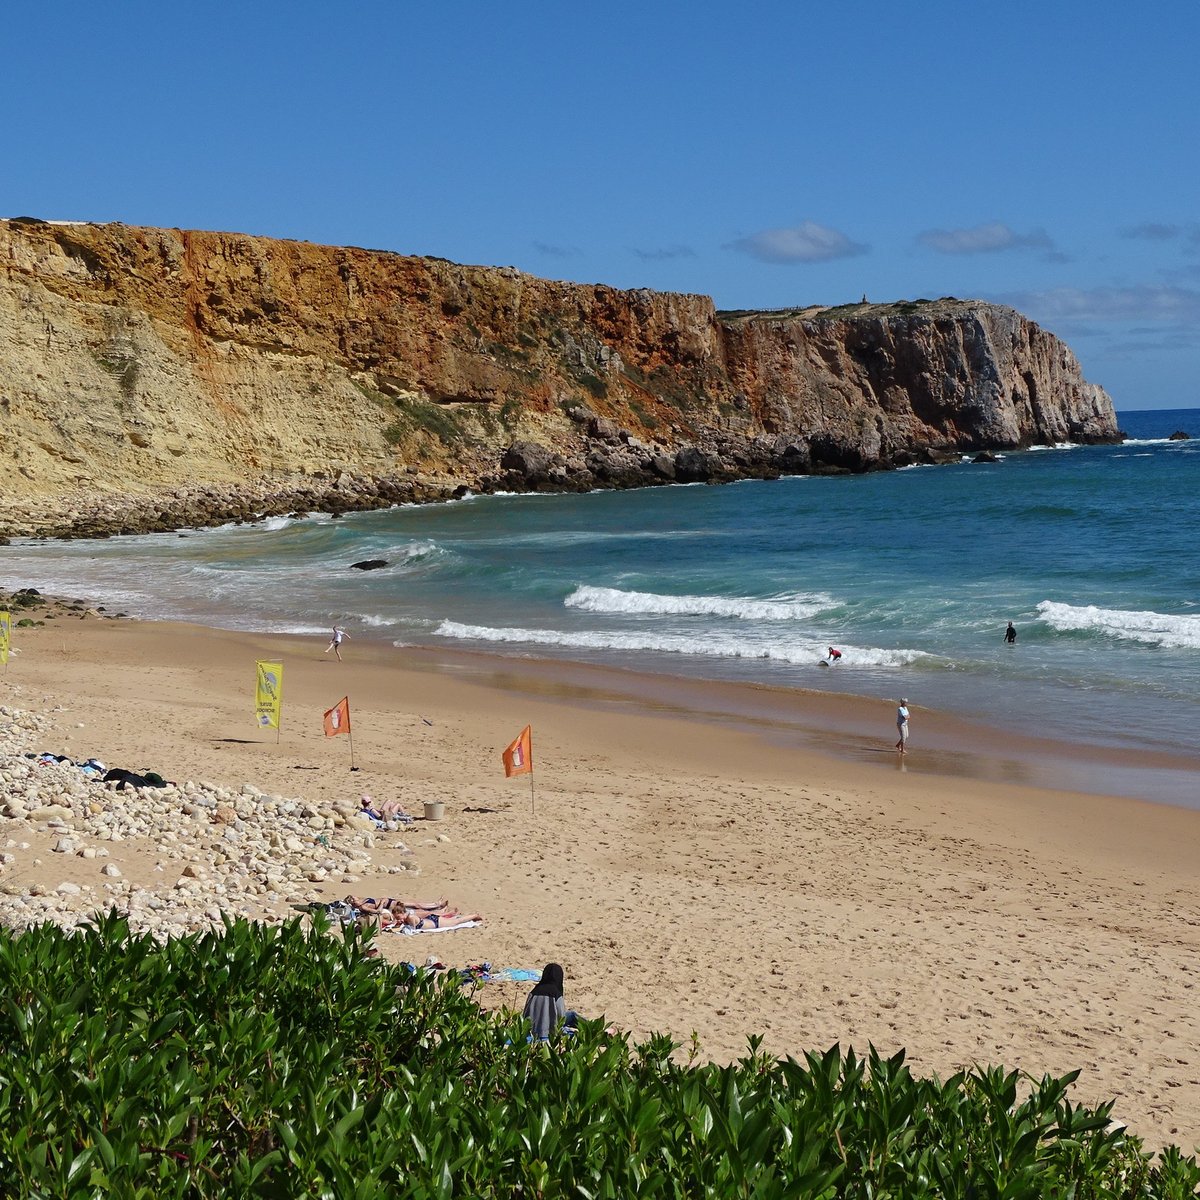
5, 406, 1198, 802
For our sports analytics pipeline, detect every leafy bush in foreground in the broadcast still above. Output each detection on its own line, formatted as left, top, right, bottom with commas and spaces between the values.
1, 914, 1196, 1198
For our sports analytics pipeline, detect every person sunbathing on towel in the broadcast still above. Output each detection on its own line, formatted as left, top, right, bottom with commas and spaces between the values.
360, 908, 483, 931
346, 895, 448, 914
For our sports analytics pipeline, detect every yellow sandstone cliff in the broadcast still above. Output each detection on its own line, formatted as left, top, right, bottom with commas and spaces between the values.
0, 219, 1118, 536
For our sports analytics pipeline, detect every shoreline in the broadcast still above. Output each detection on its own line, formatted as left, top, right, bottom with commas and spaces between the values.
4, 610, 1200, 1145
387, 643, 1200, 810
9, 581, 1200, 809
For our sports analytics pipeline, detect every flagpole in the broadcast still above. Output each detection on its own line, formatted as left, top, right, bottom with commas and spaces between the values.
348, 725, 357, 771
530, 770, 535, 816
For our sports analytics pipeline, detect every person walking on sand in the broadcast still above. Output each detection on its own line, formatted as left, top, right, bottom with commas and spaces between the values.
895, 698, 910, 754
324, 625, 350, 661
1004, 621, 1017, 645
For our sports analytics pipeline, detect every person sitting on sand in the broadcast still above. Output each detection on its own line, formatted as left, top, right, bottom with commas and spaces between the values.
523, 963, 578, 1041
359, 795, 412, 824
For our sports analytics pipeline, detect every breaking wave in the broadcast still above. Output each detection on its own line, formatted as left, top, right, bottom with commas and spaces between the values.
1037, 601, 1200, 649
564, 585, 835, 621
432, 620, 926, 668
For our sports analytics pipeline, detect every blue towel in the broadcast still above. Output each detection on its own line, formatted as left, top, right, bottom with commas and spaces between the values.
460, 966, 541, 984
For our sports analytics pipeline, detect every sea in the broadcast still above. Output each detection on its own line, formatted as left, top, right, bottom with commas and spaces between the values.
5, 407, 1198, 801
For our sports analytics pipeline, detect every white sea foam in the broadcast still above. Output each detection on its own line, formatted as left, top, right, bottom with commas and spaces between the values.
433, 620, 926, 668
1037, 601, 1200, 649
564, 585, 835, 622
335, 539, 444, 572
396, 539, 442, 563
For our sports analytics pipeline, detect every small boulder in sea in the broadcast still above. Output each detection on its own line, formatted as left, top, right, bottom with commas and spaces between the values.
973, 451, 1000, 463
350, 559, 388, 571
1168, 430, 1190, 441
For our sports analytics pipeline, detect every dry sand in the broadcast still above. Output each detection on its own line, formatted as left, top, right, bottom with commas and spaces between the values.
3, 610, 1200, 1149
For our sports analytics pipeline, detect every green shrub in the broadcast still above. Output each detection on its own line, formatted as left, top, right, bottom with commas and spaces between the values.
387, 397, 469, 446
498, 398, 523, 430
1, 915, 1195, 1197
577, 371, 607, 399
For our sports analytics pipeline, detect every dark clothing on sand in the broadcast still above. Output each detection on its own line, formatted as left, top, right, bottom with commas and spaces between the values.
103, 767, 167, 790
523, 963, 567, 1040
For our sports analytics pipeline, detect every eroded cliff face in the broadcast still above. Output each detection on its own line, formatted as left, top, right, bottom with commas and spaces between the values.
0, 219, 1118, 534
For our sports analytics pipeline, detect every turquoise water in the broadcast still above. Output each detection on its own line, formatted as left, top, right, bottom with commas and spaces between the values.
5, 408, 1198, 761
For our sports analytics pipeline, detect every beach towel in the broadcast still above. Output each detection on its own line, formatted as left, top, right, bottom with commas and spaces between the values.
460, 966, 540, 984
391, 920, 483, 936
361, 811, 414, 829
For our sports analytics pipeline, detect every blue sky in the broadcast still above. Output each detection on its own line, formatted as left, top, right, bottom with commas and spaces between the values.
6, 2, 1198, 411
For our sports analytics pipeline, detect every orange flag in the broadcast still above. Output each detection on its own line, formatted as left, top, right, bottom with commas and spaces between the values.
502, 725, 532, 777
324, 696, 351, 737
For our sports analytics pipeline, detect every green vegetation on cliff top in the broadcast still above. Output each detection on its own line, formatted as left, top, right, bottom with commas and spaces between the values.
717, 296, 975, 325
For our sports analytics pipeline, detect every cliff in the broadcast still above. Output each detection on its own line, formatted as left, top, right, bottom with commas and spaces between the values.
0, 219, 1118, 536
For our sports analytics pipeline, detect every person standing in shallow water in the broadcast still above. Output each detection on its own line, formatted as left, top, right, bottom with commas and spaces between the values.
1004, 621, 1017, 644
895, 698, 910, 754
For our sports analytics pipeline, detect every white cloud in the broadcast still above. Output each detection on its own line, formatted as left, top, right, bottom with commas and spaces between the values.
1119, 222, 1186, 242
631, 244, 696, 261
917, 221, 1054, 255
533, 240, 580, 259
728, 221, 868, 264
1000, 283, 1200, 326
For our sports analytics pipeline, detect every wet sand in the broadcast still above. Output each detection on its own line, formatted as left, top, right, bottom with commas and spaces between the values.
3, 613, 1200, 1148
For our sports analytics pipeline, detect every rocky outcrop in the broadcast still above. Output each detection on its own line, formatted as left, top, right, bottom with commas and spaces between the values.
0, 219, 1119, 537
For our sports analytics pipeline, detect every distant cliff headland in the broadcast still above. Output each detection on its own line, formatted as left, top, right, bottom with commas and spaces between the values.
0, 219, 1119, 539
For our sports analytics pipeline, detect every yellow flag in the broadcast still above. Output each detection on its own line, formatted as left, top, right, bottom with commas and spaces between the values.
255, 660, 283, 730
0, 611, 9, 665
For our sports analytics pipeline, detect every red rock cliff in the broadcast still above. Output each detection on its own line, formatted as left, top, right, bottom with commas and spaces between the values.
0, 219, 1118, 533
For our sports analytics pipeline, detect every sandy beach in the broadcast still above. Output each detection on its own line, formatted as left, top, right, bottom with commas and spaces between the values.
3, 608, 1200, 1149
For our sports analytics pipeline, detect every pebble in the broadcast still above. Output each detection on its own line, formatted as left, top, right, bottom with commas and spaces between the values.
0, 702, 421, 937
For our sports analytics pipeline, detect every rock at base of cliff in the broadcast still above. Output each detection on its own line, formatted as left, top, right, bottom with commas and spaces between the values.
500, 441, 558, 481
1169, 430, 1190, 441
